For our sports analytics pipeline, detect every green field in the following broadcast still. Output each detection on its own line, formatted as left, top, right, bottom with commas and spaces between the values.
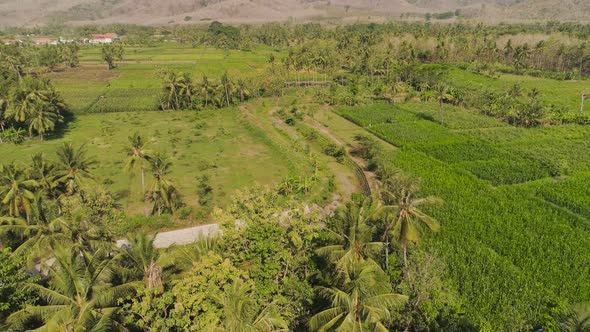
333, 101, 590, 330
0, 108, 313, 218
5, 44, 356, 226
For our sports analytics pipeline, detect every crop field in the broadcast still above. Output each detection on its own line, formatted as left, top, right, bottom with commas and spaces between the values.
0, 108, 313, 219
78, 43, 276, 72
333, 101, 590, 329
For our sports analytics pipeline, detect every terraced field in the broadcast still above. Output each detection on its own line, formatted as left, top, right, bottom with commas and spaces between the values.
333, 101, 590, 330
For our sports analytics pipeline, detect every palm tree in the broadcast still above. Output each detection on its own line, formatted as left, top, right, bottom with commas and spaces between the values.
61, 209, 114, 252
158, 70, 194, 110
0, 213, 68, 265
388, 74, 403, 103
383, 179, 442, 266
0, 163, 38, 222
119, 233, 164, 291
176, 72, 194, 110
433, 83, 453, 126
28, 105, 63, 140
213, 279, 288, 332
159, 69, 179, 110
221, 71, 233, 107
309, 261, 407, 332
146, 153, 179, 216
124, 133, 150, 215
28, 153, 58, 198
5, 77, 42, 124
317, 197, 383, 278
7, 246, 138, 332
559, 304, 590, 332
0, 96, 7, 139
5, 77, 65, 132
1, 194, 112, 266
54, 143, 95, 196
167, 236, 221, 271
236, 78, 250, 103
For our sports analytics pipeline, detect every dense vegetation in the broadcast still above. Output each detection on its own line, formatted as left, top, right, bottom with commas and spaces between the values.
1, 20, 590, 331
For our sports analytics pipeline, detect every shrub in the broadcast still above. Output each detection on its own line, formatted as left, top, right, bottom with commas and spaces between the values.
323, 143, 345, 160
1, 127, 26, 144
197, 175, 213, 206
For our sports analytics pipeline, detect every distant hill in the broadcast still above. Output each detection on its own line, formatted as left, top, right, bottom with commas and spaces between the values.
0, 0, 588, 27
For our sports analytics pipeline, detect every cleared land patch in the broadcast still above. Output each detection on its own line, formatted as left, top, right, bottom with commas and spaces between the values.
0, 109, 308, 217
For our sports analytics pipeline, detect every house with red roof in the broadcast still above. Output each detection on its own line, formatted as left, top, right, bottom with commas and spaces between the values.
33, 37, 58, 45
89, 33, 119, 44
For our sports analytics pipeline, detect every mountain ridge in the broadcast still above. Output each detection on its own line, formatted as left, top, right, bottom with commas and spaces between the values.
0, 0, 588, 27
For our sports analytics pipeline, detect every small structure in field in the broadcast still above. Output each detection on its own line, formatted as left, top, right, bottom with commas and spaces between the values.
582, 93, 589, 112
89, 33, 119, 44
33, 37, 58, 45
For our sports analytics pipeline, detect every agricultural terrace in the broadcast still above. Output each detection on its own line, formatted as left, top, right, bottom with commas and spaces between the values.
2, 24, 590, 331
331, 100, 590, 329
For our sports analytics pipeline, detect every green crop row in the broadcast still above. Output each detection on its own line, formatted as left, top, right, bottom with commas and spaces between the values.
460, 157, 552, 185
398, 102, 509, 130
528, 173, 590, 219
87, 88, 160, 113
337, 103, 418, 127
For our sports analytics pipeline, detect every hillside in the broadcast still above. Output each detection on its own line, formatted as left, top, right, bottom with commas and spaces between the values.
0, 0, 588, 26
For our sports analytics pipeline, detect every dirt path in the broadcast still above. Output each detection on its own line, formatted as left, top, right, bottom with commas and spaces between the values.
266, 107, 359, 199
304, 115, 382, 195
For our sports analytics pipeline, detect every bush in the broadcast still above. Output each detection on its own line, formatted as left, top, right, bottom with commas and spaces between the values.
177, 206, 194, 220
197, 175, 213, 206
1, 127, 26, 144
323, 143, 345, 160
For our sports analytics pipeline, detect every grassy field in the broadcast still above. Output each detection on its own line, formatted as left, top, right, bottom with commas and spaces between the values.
448, 67, 590, 113
332, 101, 590, 330
49, 45, 280, 114
17, 44, 358, 227
0, 108, 314, 219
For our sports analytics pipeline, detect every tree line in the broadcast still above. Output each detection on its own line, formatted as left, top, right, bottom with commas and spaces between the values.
156, 65, 287, 111
4, 21, 589, 77
161, 22, 590, 78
